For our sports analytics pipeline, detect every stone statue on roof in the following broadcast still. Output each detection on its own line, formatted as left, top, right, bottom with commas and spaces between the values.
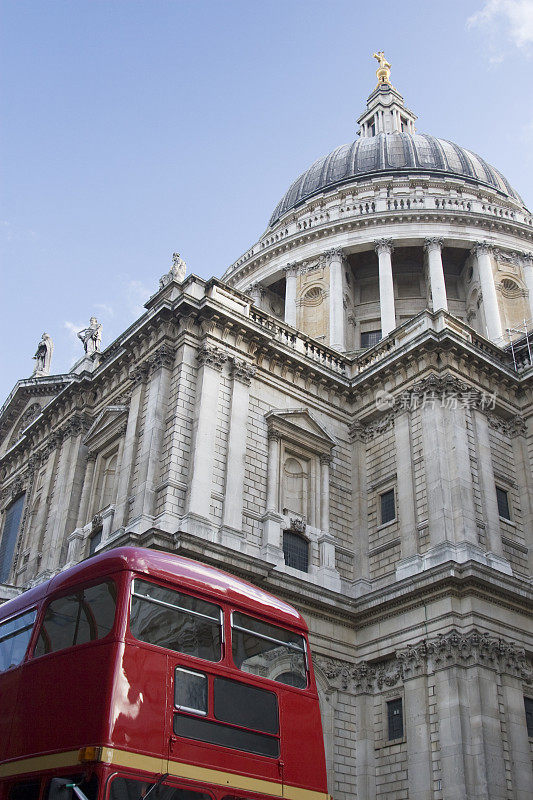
159, 252, 187, 289
77, 317, 102, 354
32, 332, 53, 376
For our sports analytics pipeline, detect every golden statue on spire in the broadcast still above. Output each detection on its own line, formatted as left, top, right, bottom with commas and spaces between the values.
373, 51, 391, 85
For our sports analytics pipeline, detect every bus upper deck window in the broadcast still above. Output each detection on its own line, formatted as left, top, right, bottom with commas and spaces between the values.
0, 609, 37, 672
130, 580, 222, 662
33, 581, 116, 657
231, 612, 308, 689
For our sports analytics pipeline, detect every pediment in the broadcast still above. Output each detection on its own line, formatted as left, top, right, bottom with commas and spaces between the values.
83, 405, 128, 451
265, 408, 335, 453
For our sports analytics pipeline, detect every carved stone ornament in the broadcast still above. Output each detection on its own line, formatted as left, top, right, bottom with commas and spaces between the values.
374, 238, 394, 255
283, 262, 299, 277
91, 514, 103, 532
424, 237, 443, 252
522, 251, 533, 266
230, 359, 256, 385
148, 344, 175, 373
129, 362, 151, 387
324, 248, 345, 264
487, 412, 527, 438
196, 344, 228, 371
290, 517, 306, 534
159, 252, 187, 288
472, 241, 494, 257
315, 629, 532, 696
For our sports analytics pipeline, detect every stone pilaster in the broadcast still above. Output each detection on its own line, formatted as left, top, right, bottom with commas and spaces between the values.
521, 251, 533, 323
424, 237, 448, 312
349, 422, 370, 588
394, 410, 418, 559
220, 359, 256, 549
261, 431, 283, 563
183, 343, 228, 538
374, 238, 396, 337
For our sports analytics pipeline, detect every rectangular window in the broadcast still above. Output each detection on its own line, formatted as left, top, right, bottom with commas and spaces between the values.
0, 494, 26, 583
231, 612, 307, 689
387, 698, 403, 740
496, 487, 511, 520
130, 580, 222, 662
380, 489, 395, 525
173, 715, 279, 759
175, 667, 207, 715
214, 676, 279, 735
525, 697, 533, 737
108, 777, 212, 800
361, 330, 382, 348
34, 581, 116, 657
0, 609, 37, 672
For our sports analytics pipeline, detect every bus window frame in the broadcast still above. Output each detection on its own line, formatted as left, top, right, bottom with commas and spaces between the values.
30, 577, 120, 662
229, 610, 310, 690
0, 607, 38, 673
104, 772, 216, 800
126, 576, 225, 665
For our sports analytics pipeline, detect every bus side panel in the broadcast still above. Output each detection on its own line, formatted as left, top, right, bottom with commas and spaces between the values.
7, 641, 117, 760
108, 643, 167, 757
0, 668, 21, 763
280, 690, 328, 793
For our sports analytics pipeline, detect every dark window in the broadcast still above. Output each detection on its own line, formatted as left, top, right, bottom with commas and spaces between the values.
34, 581, 116, 657
130, 579, 222, 662
214, 677, 279, 734
45, 775, 98, 800
231, 612, 307, 689
108, 777, 211, 800
387, 698, 403, 740
361, 330, 382, 348
525, 697, 533, 737
88, 527, 102, 556
175, 667, 207, 715
8, 781, 40, 800
173, 715, 279, 758
282, 530, 309, 572
380, 489, 395, 525
0, 494, 25, 583
0, 609, 37, 672
496, 487, 511, 520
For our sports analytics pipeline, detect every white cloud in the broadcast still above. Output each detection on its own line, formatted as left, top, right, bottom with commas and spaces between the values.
126, 279, 151, 319
64, 321, 85, 341
95, 302, 114, 317
468, 0, 533, 54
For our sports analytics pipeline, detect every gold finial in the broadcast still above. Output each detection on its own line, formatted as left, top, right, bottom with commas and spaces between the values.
373, 51, 391, 85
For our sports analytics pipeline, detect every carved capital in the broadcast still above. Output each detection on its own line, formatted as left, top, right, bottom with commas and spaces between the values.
148, 344, 175, 374
521, 251, 533, 266
324, 247, 345, 264
424, 237, 443, 253
247, 282, 266, 301
283, 262, 299, 277
319, 453, 333, 466
267, 430, 281, 443
129, 362, 150, 387
230, 359, 256, 385
290, 517, 306, 534
472, 240, 494, 257
197, 344, 228, 371
374, 238, 394, 256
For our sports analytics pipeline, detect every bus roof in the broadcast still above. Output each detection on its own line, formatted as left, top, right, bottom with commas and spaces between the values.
0, 546, 307, 631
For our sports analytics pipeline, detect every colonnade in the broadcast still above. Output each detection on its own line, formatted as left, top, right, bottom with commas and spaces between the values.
278, 239, 531, 348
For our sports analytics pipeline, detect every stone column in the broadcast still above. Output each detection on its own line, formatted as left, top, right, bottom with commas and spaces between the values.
393, 411, 419, 560
248, 282, 265, 310
433, 665, 471, 799
184, 344, 227, 536
113, 365, 149, 530
375, 239, 396, 337
318, 454, 339, 587
425, 238, 448, 312
522, 252, 533, 323
326, 248, 345, 351
266, 431, 281, 514
511, 419, 533, 574
32, 438, 61, 559
420, 400, 454, 548
131, 346, 174, 525
76, 452, 97, 528
404, 675, 432, 800
349, 423, 370, 588
473, 242, 503, 342
284, 264, 298, 327
354, 690, 377, 800
220, 360, 255, 549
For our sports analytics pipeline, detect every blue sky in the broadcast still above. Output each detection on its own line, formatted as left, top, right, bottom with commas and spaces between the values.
2, 0, 533, 402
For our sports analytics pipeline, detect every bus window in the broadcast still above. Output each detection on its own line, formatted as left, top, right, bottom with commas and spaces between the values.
213, 676, 278, 734
175, 667, 208, 715
130, 580, 222, 662
107, 777, 212, 800
231, 612, 308, 689
8, 780, 40, 800
0, 609, 37, 672
33, 581, 116, 657
45, 774, 98, 800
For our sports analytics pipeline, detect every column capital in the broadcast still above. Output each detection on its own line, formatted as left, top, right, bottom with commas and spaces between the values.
247, 282, 265, 300
424, 237, 443, 253
472, 240, 494, 256
230, 358, 256, 386
283, 262, 299, 277
148, 344, 175, 374
319, 452, 333, 465
267, 429, 281, 442
521, 251, 533, 265
324, 247, 345, 264
196, 344, 228, 371
374, 238, 394, 255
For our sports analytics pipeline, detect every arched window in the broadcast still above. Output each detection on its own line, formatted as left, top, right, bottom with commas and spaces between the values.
0, 494, 25, 583
283, 530, 309, 573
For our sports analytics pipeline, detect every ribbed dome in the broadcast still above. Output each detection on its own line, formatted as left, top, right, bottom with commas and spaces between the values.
269, 132, 522, 227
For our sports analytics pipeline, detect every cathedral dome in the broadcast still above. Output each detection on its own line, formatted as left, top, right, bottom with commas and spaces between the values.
269, 132, 523, 227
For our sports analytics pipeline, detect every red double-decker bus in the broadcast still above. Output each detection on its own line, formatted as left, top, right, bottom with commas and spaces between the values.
0, 547, 328, 800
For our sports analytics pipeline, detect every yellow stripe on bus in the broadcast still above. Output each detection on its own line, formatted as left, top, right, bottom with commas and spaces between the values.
0, 748, 329, 800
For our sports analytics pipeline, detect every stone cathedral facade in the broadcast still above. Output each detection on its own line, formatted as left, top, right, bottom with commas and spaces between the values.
1, 61, 533, 800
